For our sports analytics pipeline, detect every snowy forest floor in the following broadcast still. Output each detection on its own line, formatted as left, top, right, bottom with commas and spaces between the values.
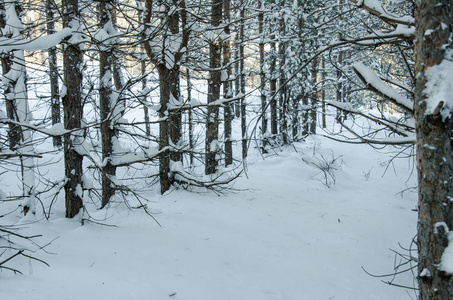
1, 135, 418, 300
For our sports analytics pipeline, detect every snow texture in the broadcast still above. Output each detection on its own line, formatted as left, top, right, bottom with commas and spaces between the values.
440, 232, 453, 274
423, 53, 453, 120
0, 136, 417, 300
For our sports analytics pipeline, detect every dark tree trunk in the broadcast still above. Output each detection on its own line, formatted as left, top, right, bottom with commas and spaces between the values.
321, 56, 326, 129
336, 50, 343, 123
205, 0, 222, 175
158, 64, 180, 191
239, 1, 247, 159
99, 2, 117, 209
142, 0, 188, 194
157, 63, 181, 193
3, 56, 20, 150
301, 94, 309, 136
0, 3, 20, 150
62, 0, 83, 218
223, 0, 233, 166
158, 66, 171, 193
292, 95, 301, 140
138, 9, 150, 136
310, 58, 317, 134
46, 0, 61, 147
141, 46, 150, 136
269, 35, 278, 137
415, 1, 453, 299
233, 3, 240, 119
278, 0, 287, 144
258, 0, 267, 152
169, 73, 182, 165
186, 68, 194, 166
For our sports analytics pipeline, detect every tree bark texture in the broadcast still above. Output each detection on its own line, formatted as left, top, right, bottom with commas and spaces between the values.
310, 58, 317, 134
415, 0, 453, 299
99, 2, 117, 209
158, 65, 171, 193
142, 0, 188, 194
205, 0, 222, 175
46, 0, 61, 147
239, 1, 247, 159
223, 0, 233, 166
336, 50, 343, 122
269, 35, 278, 136
62, 0, 83, 218
186, 68, 194, 166
0, 3, 20, 150
258, 0, 268, 152
141, 45, 150, 136
278, 0, 287, 145
321, 56, 326, 129
157, 63, 181, 193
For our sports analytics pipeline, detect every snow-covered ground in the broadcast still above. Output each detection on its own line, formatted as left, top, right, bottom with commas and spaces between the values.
1, 133, 417, 299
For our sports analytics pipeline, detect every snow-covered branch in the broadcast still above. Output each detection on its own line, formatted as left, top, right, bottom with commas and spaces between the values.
353, 0, 415, 26
353, 62, 413, 113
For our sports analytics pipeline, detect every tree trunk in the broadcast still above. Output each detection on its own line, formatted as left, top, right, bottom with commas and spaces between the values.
158, 64, 181, 193
223, 0, 233, 166
141, 45, 150, 136
158, 64, 180, 191
62, 0, 84, 218
336, 50, 343, 123
301, 94, 309, 136
310, 58, 317, 134
278, 0, 287, 145
292, 95, 301, 140
186, 68, 194, 166
233, 2, 240, 119
46, 0, 61, 147
239, 1, 247, 159
98, 1, 117, 209
269, 35, 278, 137
321, 56, 326, 129
415, 1, 453, 299
142, 0, 188, 194
205, 0, 222, 175
158, 65, 171, 193
258, 0, 267, 152
0, 3, 20, 150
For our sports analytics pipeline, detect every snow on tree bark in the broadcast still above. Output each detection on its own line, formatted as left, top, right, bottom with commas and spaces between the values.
239, 0, 247, 159
46, 0, 61, 148
223, 0, 233, 166
62, 0, 84, 218
142, 0, 188, 194
205, 0, 222, 175
98, 1, 118, 209
0, 2, 20, 150
415, 0, 453, 298
258, 0, 268, 152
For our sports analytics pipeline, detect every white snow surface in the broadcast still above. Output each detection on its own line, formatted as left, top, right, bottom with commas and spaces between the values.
0, 136, 417, 300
